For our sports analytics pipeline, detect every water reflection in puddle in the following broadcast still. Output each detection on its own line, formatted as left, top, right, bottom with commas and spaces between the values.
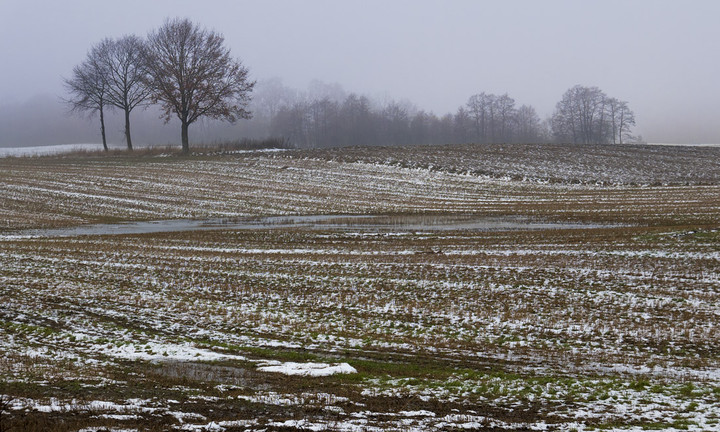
14, 214, 609, 238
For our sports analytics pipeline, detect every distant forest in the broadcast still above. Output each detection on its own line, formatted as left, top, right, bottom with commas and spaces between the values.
261, 81, 637, 148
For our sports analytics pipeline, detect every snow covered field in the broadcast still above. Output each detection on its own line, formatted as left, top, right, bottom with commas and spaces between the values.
0, 143, 719, 431
0, 143, 119, 157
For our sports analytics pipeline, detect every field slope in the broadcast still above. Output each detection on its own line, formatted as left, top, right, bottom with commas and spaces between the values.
1, 143, 719, 431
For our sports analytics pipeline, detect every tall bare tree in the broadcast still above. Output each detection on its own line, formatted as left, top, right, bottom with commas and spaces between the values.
339, 94, 376, 147
466, 93, 493, 143
616, 102, 636, 144
607, 98, 636, 144
96, 36, 152, 150
144, 18, 255, 153
272, 102, 311, 147
381, 101, 411, 146
453, 106, 472, 144
515, 104, 542, 143
63, 44, 110, 151
552, 85, 608, 144
492, 93, 517, 143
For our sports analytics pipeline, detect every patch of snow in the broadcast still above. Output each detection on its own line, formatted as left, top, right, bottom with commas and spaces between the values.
98, 414, 140, 420
77, 428, 138, 432
400, 410, 436, 417
257, 361, 357, 377
100, 341, 246, 363
0, 143, 110, 157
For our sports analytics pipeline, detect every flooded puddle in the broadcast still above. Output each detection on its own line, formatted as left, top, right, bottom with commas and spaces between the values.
11, 214, 611, 238
151, 361, 263, 389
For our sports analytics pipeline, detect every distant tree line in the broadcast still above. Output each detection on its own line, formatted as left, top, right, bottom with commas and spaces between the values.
64, 18, 254, 153
257, 83, 547, 148
252, 80, 635, 148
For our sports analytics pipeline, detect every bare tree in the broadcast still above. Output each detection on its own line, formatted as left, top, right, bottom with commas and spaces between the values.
339, 94, 376, 147
63, 44, 110, 151
95, 36, 152, 150
616, 102, 636, 144
307, 97, 340, 148
144, 18, 255, 153
552, 85, 608, 144
552, 85, 635, 144
515, 104, 542, 143
466, 93, 493, 143
381, 101, 411, 146
607, 98, 636, 144
465, 93, 518, 143
493, 93, 517, 143
453, 106, 473, 144
272, 102, 311, 147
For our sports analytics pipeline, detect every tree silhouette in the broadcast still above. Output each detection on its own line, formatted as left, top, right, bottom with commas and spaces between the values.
95, 36, 152, 150
63, 43, 110, 151
144, 18, 255, 153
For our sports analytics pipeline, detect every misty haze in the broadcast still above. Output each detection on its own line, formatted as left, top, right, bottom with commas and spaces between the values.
2, 1, 720, 147
2, 2, 720, 432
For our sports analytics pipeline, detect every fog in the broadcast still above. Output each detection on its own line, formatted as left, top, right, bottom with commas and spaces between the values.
1, 0, 719, 147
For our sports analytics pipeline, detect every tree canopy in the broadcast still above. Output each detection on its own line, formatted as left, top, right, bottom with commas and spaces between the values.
95, 36, 152, 150
63, 43, 111, 151
143, 18, 255, 153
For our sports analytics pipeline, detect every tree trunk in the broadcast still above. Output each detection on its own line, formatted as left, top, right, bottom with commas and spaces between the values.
99, 106, 108, 152
181, 121, 190, 154
124, 109, 133, 151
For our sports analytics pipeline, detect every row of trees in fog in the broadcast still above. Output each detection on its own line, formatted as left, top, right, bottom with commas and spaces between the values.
256, 82, 635, 148
267, 92, 545, 148
64, 18, 636, 151
64, 18, 254, 153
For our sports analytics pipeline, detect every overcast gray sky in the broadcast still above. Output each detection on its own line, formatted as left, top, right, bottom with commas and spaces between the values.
1, 0, 719, 143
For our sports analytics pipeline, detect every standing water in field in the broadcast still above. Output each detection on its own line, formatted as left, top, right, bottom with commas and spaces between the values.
9, 214, 611, 238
